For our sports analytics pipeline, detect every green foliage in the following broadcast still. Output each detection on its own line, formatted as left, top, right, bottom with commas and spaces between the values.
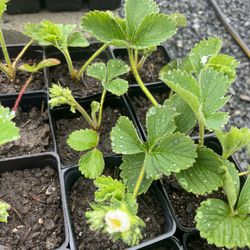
196, 198, 250, 249
161, 68, 231, 131
176, 147, 226, 195
87, 59, 130, 96
215, 127, 250, 159
24, 21, 89, 50
0, 105, 20, 146
18, 58, 60, 73
86, 176, 145, 246
82, 0, 181, 49
111, 105, 197, 191
0, 0, 8, 18
0, 201, 10, 223
237, 176, 250, 215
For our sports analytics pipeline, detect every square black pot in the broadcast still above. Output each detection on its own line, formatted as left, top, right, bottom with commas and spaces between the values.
6, 0, 40, 14
45, 0, 82, 11
89, 0, 121, 10
0, 153, 69, 249
61, 156, 176, 250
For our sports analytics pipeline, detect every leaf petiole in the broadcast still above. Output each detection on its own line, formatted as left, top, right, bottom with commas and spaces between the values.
198, 120, 205, 146
62, 48, 77, 80
133, 166, 146, 198
238, 170, 250, 176
97, 89, 107, 129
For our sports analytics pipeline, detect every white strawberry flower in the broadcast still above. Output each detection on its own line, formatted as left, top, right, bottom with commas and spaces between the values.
105, 209, 131, 234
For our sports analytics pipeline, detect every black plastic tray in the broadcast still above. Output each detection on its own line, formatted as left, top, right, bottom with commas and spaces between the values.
0, 152, 69, 249
45, 0, 82, 11
6, 0, 40, 14
89, 0, 122, 10
61, 156, 176, 250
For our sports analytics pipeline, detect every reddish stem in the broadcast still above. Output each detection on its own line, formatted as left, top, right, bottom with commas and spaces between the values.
12, 75, 33, 113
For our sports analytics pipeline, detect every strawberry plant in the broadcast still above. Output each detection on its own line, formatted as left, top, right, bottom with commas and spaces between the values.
49, 59, 130, 178
0, 0, 34, 80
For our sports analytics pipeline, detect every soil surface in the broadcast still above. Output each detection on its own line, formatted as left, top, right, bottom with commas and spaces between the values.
69, 168, 166, 250
162, 175, 226, 228
49, 58, 106, 98
0, 166, 65, 249
0, 107, 51, 159
0, 58, 45, 94
116, 48, 168, 84
55, 105, 123, 166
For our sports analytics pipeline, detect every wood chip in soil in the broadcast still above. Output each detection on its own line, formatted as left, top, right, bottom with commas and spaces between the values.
0, 107, 51, 159
162, 175, 226, 228
55, 105, 123, 166
69, 171, 166, 250
0, 58, 45, 94
0, 166, 65, 249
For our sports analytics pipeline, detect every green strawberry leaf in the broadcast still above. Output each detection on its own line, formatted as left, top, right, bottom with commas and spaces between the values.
103, 79, 129, 96
204, 112, 229, 131
176, 147, 225, 195
146, 104, 177, 148
0, 201, 10, 223
215, 127, 250, 159
120, 154, 152, 195
111, 116, 144, 154
67, 129, 99, 151
169, 13, 187, 27
0, 105, 20, 146
86, 62, 107, 81
68, 31, 89, 47
94, 176, 126, 203
164, 94, 196, 134
106, 59, 130, 82
0, 0, 8, 17
79, 148, 104, 179
196, 199, 250, 249
237, 176, 250, 215
144, 133, 197, 179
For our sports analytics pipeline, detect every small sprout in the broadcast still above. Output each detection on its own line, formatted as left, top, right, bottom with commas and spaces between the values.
0, 200, 10, 223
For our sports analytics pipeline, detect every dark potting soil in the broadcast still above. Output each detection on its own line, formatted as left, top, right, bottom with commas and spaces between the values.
69, 171, 166, 249
49, 59, 105, 98
0, 166, 65, 249
0, 107, 51, 159
162, 175, 226, 228
116, 48, 168, 84
131, 92, 169, 128
55, 106, 122, 166
186, 236, 227, 250
0, 58, 45, 94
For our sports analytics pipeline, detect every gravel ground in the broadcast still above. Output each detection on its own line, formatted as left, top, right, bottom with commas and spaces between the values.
118, 0, 250, 168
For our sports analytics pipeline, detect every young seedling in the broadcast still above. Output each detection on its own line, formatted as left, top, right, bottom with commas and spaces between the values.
0, 0, 34, 80
82, 0, 186, 106
49, 59, 130, 179
23, 20, 109, 82
0, 200, 10, 223
12, 58, 60, 113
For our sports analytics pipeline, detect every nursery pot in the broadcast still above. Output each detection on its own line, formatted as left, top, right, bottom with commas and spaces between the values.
6, 0, 40, 14
88, 0, 122, 10
0, 153, 69, 249
61, 156, 177, 250
45, 0, 82, 11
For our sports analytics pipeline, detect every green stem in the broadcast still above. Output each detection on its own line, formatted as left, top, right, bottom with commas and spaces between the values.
128, 48, 158, 107
198, 120, 204, 146
76, 43, 109, 81
0, 28, 13, 78
62, 48, 77, 80
97, 89, 107, 129
0, 62, 10, 75
238, 170, 250, 176
12, 39, 33, 70
134, 49, 138, 67
74, 101, 96, 129
137, 55, 147, 71
133, 166, 145, 198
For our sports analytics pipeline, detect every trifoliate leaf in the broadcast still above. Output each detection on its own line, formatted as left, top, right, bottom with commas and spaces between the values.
120, 154, 152, 195
19, 58, 60, 73
169, 13, 187, 27
67, 31, 89, 47
79, 148, 104, 179
196, 199, 250, 249
106, 59, 130, 82
132, 13, 177, 49
67, 129, 99, 151
165, 95, 196, 134
176, 147, 225, 195
237, 176, 250, 215
0, 105, 20, 146
94, 176, 126, 203
81, 11, 127, 46
223, 160, 240, 211
144, 133, 197, 178
0, 201, 10, 223
206, 54, 239, 82
111, 116, 144, 154
215, 127, 250, 159
189, 37, 222, 74
103, 79, 129, 96
146, 104, 177, 147
125, 0, 159, 39
86, 62, 107, 81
